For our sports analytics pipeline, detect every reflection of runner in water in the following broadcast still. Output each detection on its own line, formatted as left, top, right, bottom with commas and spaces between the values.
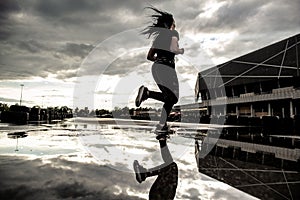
133, 136, 178, 200
135, 6, 184, 131
195, 140, 200, 170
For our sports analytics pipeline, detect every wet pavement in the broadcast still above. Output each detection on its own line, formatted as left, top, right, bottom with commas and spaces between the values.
0, 117, 258, 200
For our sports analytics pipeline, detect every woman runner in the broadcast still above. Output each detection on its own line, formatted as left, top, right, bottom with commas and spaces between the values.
135, 6, 184, 133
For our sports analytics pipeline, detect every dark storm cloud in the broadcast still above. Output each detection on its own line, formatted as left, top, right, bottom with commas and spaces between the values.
104, 51, 148, 76
0, 0, 20, 19
0, 53, 50, 79
0, 29, 11, 41
181, 0, 267, 34
214, 0, 262, 30
0, 40, 92, 80
22, 0, 146, 26
15, 39, 49, 53
0, 0, 150, 80
0, 50, 80, 80
33, 0, 101, 18
0, 0, 21, 41
32, 0, 144, 17
0, 0, 299, 81
60, 43, 95, 59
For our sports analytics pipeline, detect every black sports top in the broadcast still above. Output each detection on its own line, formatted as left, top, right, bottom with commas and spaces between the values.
152, 30, 179, 62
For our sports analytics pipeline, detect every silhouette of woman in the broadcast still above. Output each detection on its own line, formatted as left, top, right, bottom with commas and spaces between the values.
135, 6, 184, 132
133, 136, 178, 200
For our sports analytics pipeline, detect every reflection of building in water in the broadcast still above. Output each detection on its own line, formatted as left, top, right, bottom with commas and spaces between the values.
178, 33, 300, 200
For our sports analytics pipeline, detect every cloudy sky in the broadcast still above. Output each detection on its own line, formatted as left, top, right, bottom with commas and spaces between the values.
0, 0, 299, 110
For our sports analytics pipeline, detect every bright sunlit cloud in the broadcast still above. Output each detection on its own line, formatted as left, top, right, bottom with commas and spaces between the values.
198, 0, 227, 18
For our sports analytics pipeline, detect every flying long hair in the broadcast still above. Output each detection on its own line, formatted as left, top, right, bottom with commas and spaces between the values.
141, 6, 174, 39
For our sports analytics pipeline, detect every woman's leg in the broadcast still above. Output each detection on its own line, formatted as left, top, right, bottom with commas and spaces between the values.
145, 139, 173, 177
159, 93, 176, 125
159, 136, 173, 164
151, 63, 179, 126
133, 142, 173, 183
147, 90, 165, 102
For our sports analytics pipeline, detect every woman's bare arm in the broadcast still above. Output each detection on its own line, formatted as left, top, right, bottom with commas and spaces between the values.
170, 36, 184, 55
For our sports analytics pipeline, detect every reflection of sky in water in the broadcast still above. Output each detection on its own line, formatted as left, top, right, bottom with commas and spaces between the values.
0, 118, 258, 200
1, 128, 80, 157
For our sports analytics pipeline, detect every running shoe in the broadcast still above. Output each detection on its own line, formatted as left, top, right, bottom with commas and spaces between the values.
135, 86, 148, 107
155, 123, 170, 140
155, 132, 170, 140
133, 160, 147, 183
155, 123, 168, 131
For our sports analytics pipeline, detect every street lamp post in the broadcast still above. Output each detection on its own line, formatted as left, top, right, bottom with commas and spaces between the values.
42, 95, 45, 108
20, 84, 24, 106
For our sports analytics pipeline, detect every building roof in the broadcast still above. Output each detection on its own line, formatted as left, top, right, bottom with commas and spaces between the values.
196, 33, 300, 93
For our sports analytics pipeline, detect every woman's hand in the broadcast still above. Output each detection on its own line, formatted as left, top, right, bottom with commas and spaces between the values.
180, 48, 184, 55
